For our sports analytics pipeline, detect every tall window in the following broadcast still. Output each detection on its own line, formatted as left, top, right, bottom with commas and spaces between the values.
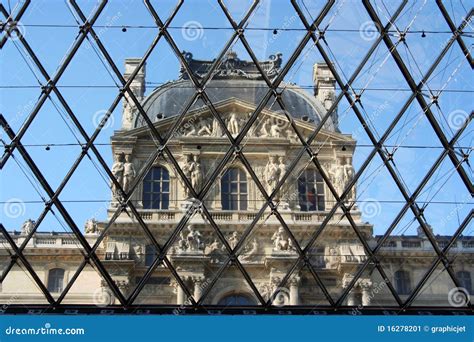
298, 169, 325, 211
145, 245, 157, 267
394, 270, 411, 295
457, 271, 472, 294
143, 167, 170, 209
221, 168, 247, 210
217, 293, 256, 306
47, 268, 65, 293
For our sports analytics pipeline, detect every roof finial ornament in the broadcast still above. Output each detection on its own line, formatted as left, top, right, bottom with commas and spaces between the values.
225, 49, 237, 60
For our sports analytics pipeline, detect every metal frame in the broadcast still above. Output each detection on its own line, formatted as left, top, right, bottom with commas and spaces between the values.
0, 0, 472, 314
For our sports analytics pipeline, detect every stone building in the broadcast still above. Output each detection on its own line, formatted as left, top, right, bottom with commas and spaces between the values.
1, 52, 472, 311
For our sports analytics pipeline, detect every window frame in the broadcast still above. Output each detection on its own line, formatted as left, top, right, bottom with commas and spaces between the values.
297, 168, 325, 211
394, 270, 411, 295
220, 167, 248, 211
457, 271, 472, 294
217, 293, 257, 306
142, 166, 170, 210
47, 268, 65, 293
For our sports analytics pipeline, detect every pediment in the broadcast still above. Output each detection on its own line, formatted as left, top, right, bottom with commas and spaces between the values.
113, 98, 353, 144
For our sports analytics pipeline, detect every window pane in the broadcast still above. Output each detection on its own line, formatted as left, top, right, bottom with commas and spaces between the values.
142, 167, 170, 209
221, 168, 247, 210
240, 195, 248, 210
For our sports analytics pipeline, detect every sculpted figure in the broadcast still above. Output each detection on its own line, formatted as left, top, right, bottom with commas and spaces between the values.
324, 246, 340, 269
240, 238, 259, 261
264, 156, 280, 194
181, 154, 195, 198
278, 156, 287, 182
204, 239, 221, 263
269, 119, 282, 138
122, 154, 136, 194
330, 159, 345, 196
228, 231, 239, 250
177, 232, 187, 252
186, 225, 202, 251
111, 153, 124, 200
191, 155, 203, 192
342, 157, 356, 202
271, 227, 295, 252
21, 219, 35, 235
211, 117, 223, 137
271, 227, 288, 251
84, 218, 98, 234
227, 113, 239, 136
197, 117, 213, 136
259, 120, 270, 137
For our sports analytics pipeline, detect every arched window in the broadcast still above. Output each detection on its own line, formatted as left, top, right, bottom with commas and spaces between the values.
457, 271, 472, 294
143, 167, 170, 209
221, 168, 247, 210
298, 169, 325, 211
47, 268, 65, 293
394, 270, 411, 295
145, 245, 157, 267
217, 293, 256, 306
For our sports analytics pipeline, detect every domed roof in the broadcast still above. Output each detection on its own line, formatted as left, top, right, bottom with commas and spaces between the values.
133, 52, 338, 132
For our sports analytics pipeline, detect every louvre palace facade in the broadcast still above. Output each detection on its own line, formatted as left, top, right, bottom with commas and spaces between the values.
1, 52, 472, 313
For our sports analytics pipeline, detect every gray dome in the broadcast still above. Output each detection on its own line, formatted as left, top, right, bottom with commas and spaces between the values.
135, 79, 337, 131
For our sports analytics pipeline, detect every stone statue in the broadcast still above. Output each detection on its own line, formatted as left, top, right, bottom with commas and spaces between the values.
134, 245, 143, 259
181, 154, 195, 198
342, 157, 356, 202
122, 154, 136, 194
211, 117, 223, 137
21, 219, 35, 235
278, 156, 287, 182
111, 153, 124, 200
197, 117, 212, 136
84, 218, 98, 234
269, 119, 282, 138
330, 158, 345, 196
239, 237, 259, 262
264, 156, 280, 195
177, 232, 187, 252
324, 246, 340, 269
258, 119, 270, 137
122, 93, 136, 128
227, 112, 239, 136
271, 227, 293, 252
204, 238, 221, 263
186, 225, 202, 252
204, 238, 220, 254
191, 155, 203, 193
228, 231, 239, 250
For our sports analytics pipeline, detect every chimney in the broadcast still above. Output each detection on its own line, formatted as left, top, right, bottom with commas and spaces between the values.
313, 62, 336, 109
122, 58, 146, 130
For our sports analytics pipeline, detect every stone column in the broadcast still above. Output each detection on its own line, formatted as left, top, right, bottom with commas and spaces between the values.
177, 285, 185, 305
193, 276, 205, 302
342, 273, 355, 306
122, 58, 146, 130
346, 292, 356, 306
359, 279, 373, 306
171, 281, 185, 305
313, 62, 338, 129
289, 276, 301, 305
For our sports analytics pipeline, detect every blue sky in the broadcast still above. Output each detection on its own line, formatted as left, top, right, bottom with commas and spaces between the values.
1, 0, 472, 239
